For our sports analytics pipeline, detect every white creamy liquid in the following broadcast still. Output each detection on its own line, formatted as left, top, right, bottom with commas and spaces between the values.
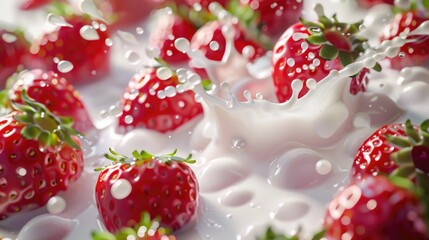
2, 1, 429, 240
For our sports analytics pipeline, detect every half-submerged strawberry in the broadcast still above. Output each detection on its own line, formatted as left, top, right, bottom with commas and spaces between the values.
118, 66, 202, 133
271, 4, 375, 102
380, 3, 429, 69
0, 90, 83, 220
95, 149, 199, 233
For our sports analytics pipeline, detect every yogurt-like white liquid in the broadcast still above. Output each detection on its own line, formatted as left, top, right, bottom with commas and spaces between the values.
2, 1, 429, 240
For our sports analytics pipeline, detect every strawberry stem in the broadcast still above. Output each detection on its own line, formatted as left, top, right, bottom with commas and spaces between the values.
11, 89, 81, 149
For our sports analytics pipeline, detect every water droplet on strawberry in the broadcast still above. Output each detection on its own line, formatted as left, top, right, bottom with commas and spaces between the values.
156, 67, 173, 80
111, 179, 132, 200
79, 25, 100, 41
125, 50, 140, 64
105, 38, 113, 47
136, 27, 144, 35
47, 13, 73, 28
2, 33, 17, 43
57, 60, 74, 73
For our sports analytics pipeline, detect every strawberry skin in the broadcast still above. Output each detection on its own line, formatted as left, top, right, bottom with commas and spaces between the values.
380, 10, 429, 69
0, 30, 29, 88
149, 14, 197, 64
30, 15, 110, 85
95, 152, 199, 233
324, 175, 429, 240
191, 20, 266, 63
238, 0, 303, 38
118, 68, 203, 133
0, 113, 84, 220
272, 22, 342, 102
7, 70, 94, 134
352, 123, 406, 179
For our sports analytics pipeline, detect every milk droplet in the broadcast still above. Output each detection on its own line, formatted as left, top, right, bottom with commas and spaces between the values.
57, 60, 74, 73
409, 20, 429, 36
47, 13, 73, 27
156, 67, 173, 80
2, 33, 17, 43
117, 30, 139, 44
111, 179, 132, 199
242, 45, 255, 59
109, 105, 123, 117
79, 25, 100, 41
315, 159, 332, 175
136, 27, 144, 35
146, 47, 161, 59
80, 0, 108, 23
124, 115, 134, 124
175, 38, 190, 53
209, 41, 220, 51
125, 50, 141, 64
16, 167, 27, 176
47, 196, 67, 214
105, 38, 113, 46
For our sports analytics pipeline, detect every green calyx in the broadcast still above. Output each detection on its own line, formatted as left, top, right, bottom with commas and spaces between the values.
48, 1, 76, 18
227, 0, 274, 50
388, 119, 429, 178
257, 226, 325, 240
91, 212, 172, 240
166, 2, 215, 29
97, 148, 195, 171
11, 89, 81, 150
393, 0, 419, 14
301, 4, 377, 70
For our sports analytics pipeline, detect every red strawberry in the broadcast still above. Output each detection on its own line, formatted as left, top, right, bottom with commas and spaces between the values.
20, 0, 65, 10
92, 212, 177, 240
231, 0, 303, 39
357, 0, 394, 8
30, 14, 110, 85
352, 119, 429, 179
149, 13, 197, 64
95, 0, 162, 29
191, 20, 266, 62
95, 149, 199, 233
0, 29, 29, 88
271, 6, 371, 102
0, 91, 83, 220
324, 175, 429, 240
5, 69, 94, 134
118, 67, 203, 133
380, 10, 429, 69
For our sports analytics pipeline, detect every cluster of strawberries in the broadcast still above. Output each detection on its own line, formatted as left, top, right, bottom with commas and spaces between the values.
3, 0, 429, 239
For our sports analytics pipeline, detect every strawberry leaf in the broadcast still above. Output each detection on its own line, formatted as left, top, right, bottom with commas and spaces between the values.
306, 34, 327, 45
319, 44, 338, 60
372, 62, 382, 72
338, 51, 354, 67
423, 0, 429, 10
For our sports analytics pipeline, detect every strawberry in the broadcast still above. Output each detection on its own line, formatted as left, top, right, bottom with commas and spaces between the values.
357, 0, 394, 8
30, 13, 110, 85
149, 13, 197, 64
230, 0, 303, 39
380, 8, 429, 69
271, 5, 373, 102
0, 90, 83, 220
0, 29, 29, 88
323, 175, 429, 240
352, 119, 429, 179
4, 69, 94, 134
20, 0, 65, 10
95, 0, 162, 29
118, 67, 203, 133
94, 149, 199, 233
92, 212, 176, 240
183, 0, 228, 11
191, 20, 266, 62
